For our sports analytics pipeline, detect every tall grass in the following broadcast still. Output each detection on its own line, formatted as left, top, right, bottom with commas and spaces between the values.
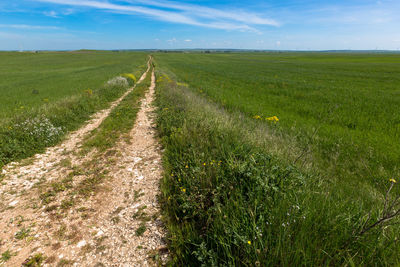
154, 69, 400, 265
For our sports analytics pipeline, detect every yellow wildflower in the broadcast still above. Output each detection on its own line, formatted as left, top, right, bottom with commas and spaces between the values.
253, 115, 262, 120
122, 73, 137, 84
247, 241, 251, 245
185, 165, 189, 169
85, 89, 93, 96
266, 116, 279, 123
390, 178, 397, 183
203, 163, 206, 166
180, 187, 186, 193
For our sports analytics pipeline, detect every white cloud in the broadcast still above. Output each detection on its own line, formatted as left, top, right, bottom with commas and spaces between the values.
33, 0, 277, 32
0, 24, 60, 30
167, 37, 177, 44
184, 39, 192, 42
62, 8, 75, 15
43, 10, 59, 17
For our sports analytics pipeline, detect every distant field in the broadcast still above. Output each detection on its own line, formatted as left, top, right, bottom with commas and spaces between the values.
155, 52, 400, 186
0, 51, 147, 120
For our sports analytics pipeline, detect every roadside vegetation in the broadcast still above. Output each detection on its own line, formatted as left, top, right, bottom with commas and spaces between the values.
154, 53, 400, 265
0, 51, 147, 168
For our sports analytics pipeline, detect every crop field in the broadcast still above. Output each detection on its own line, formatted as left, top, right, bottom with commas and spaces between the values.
0, 51, 147, 167
153, 52, 400, 265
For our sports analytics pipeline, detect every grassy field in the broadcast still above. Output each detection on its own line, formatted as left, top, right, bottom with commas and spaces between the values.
0, 51, 147, 168
154, 53, 400, 265
0, 51, 147, 119
1, 50, 399, 265
155, 52, 400, 191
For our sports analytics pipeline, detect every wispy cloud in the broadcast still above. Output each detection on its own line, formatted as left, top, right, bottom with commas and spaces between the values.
0, 31, 24, 39
33, 0, 278, 32
43, 10, 59, 17
0, 24, 60, 30
127, 0, 279, 26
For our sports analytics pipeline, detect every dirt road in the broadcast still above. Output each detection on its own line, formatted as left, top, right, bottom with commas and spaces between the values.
0, 58, 167, 266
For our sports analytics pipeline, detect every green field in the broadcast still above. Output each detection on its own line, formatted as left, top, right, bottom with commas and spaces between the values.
156, 52, 400, 189
153, 52, 400, 265
1, 51, 400, 265
0, 51, 147, 167
0, 51, 147, 119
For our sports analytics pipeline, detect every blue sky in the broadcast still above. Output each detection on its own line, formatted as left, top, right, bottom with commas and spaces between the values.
0, 0, 400, 50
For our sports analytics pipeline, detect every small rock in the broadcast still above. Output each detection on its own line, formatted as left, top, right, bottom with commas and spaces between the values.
96, 230, 104, 237
9, 200, 19, 207
77, 240, 87, 248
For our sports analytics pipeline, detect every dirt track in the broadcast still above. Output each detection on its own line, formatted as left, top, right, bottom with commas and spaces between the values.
0, 58, 167, 266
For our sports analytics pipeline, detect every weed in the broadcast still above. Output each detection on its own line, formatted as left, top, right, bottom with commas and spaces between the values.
135, 223, 147, 236
22, 253, 45, 266
57, 259, 73, 266
54, 224, 67, 240
59, 158, 72, 168
1, 250, 14, 262
60, 198, 75, 210
112, 206, 124, 215
134, 190, 145, 201
45, 205, 58, 212
111, 216, 120, 224
15, 227, 31, 240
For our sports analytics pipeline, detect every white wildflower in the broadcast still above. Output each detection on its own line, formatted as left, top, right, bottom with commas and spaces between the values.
106, 76, 129, 87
